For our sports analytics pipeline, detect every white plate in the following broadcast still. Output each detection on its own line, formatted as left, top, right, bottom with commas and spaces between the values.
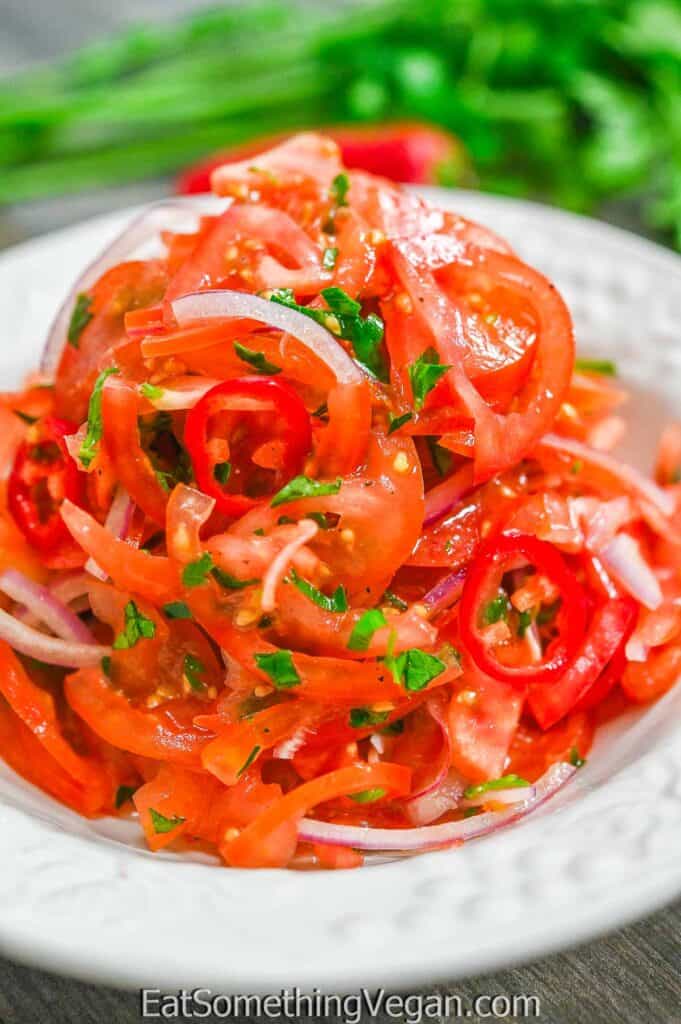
1, 190, 681, 993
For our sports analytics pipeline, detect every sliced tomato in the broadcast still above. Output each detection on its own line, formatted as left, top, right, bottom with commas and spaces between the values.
65, 666, 213, 767
55, 260, 168, 422
222, 761, 411, 868
507, 712, 594, 782
621, 644, 681, 703
60, 499, 179, 605
448, 665, 524, 783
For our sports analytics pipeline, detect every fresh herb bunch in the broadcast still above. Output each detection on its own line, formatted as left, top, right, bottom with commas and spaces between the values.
2, 0, 681, 246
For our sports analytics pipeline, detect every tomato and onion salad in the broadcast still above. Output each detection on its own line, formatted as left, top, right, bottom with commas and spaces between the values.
0, 133, 679, 871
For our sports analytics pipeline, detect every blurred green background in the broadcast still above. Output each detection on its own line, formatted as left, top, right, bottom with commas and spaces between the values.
1, 0, 681, 247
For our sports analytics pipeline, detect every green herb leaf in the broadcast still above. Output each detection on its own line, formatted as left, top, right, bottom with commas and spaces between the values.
101, 655, 112, 678
289, 568, 347, 612
484, 594, 510, 625
349, 706, 390, 729
115, 785, 137, 809
517, 609, 534, 637
381, 718, 405, 736
575, 358, 617, 376
112, 600, 156, 650
426, 435, 453, 477
388, 648, 447, 692
382, 590, 408, 612
270, 287, 387, 381
163, 601, 192, 620
149, 808, 185, 834
387, 411, 413, 435
212, 567, 259, 590
68, 293, 93, 349
214, 461, 231, 484
140, 381, 164, 401
234, 341, 281, 375
569, 747, 586, 768
13, 409, 38, 425
183, 653, 206, 692
330, 172, 350, 207
181, 552, 214, 588
254, 650, 301, 689
78, 366, 119, 469
271, 474, 342, 508
349, 787, 386, 804
463, 774, 530, 799
347, 608, 387, 651
237, 744, 261, 777
571, 459, 584, 475
322, 246, 338, 270
408, 347, 451, 411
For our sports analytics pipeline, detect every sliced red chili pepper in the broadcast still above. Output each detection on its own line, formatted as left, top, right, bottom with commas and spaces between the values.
184, 377, 312, 517
459, 531, 587, 689
529, 597, 638, 728
8, 415, 84, 553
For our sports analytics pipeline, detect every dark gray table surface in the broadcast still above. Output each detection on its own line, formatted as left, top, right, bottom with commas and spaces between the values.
0, 3, 679, 1021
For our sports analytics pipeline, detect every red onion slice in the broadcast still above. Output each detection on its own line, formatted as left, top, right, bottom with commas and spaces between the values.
170, 290, 365, 385
422, 567, 467, 616
42, 198, 225, 374
298, 762, 575, 853
460, 784, 537, 809
140, 376, 222, 412
540, 434, 675, 519
0, 569, 96, 644
600, 532, 663, 610
85, 486, 135, 581
424, 464, 475, 528
0, 608, 110, 667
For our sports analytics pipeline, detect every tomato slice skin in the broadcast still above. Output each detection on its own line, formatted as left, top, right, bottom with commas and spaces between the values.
184, 376, 312, 518
8, 415, 84, 554
459, 532, 587, 688
528, 598, 638, 729
222, 762, 412, 868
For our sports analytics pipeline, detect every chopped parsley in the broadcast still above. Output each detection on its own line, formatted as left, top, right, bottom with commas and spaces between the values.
112, 600, 156, 650
271, 474, 342, 508
517, 609, 534, 637
347, 608, 387, 651
571, 459, 583, 475
387, 648, 446, 692
78, 366, 119, 469
182, 552, 258, 590
569, 747, 587, 768
575, 358, 617, 376
213, 567, 260, 590
289, 569, 348, 612
483, 594, 511, 625
330, 172, 350, 207
183, 653, 206, 693
387, 411, 413, 435
163, 601, 192, 620
270, 287, 387, 381
234, 341, 281, 375
13, 409, 37, 425
382, 589, 408, 612
381, 718, 405, 736
149, 808, 185, 834
101, 655, 112, 678
408, 347, 451, 410
349, 707, 390, 729
463, 774, 530, 799
426, 435, 454, 477
214, 461, 232, 484
181, 552, 214, 588
237, 745, 261, 777
67, 293, 94, 348
537, 600, 561, 626
349, 787, 386, 804
254, 650, 301, 689
322, 246, 338, 270
140, 382, 164, 401
115, 785, 137, 809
